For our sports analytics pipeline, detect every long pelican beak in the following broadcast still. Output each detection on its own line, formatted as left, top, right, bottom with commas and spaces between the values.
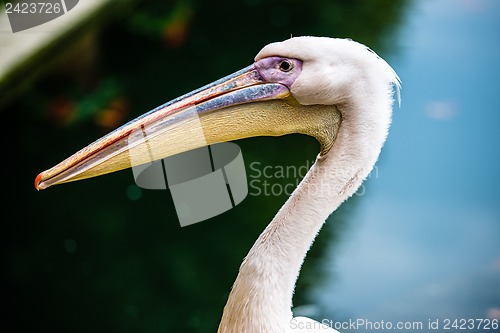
35, 63, 340, 190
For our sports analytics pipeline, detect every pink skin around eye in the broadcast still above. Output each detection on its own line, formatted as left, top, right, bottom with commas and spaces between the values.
254, 57, 303, 88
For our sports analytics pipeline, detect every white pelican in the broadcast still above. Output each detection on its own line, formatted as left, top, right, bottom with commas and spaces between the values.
35, 36, 400, 332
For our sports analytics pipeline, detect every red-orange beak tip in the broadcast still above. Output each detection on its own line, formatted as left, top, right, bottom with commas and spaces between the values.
35, 172, 44, 191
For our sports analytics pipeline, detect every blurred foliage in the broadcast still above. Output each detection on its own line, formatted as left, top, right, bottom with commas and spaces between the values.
2, 0, 408, 332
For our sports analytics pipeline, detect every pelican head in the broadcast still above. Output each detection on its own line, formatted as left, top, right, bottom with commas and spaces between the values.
35, 36, 401, 333
35, 36, 399, 190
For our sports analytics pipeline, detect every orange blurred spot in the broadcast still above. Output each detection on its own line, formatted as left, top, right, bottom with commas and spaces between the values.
95, 98, 129, 129
487, 307, 500, 320
49, 97, 76, 125
162, 4, 193, 48
163, 20, 189, 48
494, 258, 500, 271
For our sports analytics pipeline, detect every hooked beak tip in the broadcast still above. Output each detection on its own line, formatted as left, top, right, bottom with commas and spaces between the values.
35, 172, 44, 191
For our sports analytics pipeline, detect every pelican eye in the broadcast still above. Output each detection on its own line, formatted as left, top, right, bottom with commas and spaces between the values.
278, 59, 293, 72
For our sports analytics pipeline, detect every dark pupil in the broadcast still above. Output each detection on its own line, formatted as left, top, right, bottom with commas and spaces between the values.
279, 60, 292, 72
